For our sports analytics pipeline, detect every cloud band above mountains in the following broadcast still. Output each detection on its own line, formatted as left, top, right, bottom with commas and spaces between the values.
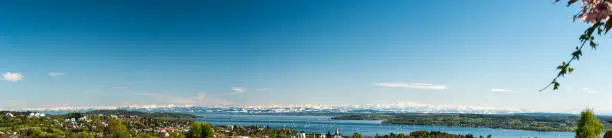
374, 82, 447, 90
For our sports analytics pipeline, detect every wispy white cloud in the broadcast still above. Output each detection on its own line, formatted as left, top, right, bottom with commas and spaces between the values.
2, 72, 23, 82
374, 82, 447, 90
490, 88, 519, 93
583, 88, 597, 94
111, 86, 129, 89
232, 87, 246, 92
48, 72, 66, 77
393, 101, 528, 114
136, 92, 233, 105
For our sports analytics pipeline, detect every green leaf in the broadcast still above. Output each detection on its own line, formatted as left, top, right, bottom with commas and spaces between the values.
598, 27, 603, 35
567, 0, 578, 6
572, 50, 582, 60
553, 82, 560, 90
579, 34, 587, 40
557, 61, 567, 69
568, 67, 574, 73
605, 17, 612, 33
590, 40, 597, 48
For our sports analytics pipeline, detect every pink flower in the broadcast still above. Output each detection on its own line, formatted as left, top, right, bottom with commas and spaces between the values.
577, 1, 612, 24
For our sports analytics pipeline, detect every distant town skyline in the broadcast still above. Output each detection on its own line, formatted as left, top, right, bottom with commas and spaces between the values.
1, 0, 612, 113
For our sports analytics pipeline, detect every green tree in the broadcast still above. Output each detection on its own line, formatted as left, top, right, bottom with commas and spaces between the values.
309, 133, 316, 138
169, 132, 186, 138
105, 119, 129, 138
351, 133, 363, 138
76, 132, 95, 138
398, 133, 406, 138
187, 122, 214, 138
575, 108, 604, 138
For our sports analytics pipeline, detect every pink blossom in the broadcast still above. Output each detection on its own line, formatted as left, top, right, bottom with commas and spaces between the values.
576, 1, 612, 24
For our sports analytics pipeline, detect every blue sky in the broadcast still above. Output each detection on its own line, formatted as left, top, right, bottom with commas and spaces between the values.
0, 0, 611, 113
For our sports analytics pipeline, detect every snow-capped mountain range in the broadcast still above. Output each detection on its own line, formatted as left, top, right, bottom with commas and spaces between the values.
3, 102, 533, 115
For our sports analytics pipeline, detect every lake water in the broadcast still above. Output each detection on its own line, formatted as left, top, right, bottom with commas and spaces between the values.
196, 113, 574, 138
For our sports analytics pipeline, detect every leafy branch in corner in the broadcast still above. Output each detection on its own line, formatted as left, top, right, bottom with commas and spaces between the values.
539, 23, 603, 91
541, 0, 612, 91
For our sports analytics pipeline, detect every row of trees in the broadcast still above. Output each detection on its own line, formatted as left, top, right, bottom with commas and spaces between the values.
335, 113, 580, 132
106, 121, 214, 138
346, 131, 490, 138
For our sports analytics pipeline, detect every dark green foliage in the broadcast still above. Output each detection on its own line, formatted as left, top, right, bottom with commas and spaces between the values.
334, 113, 611, 132
169, 132, 187, 138
214, 125, 297, 138
351, 133, 363, 138
187, 122, 214, 138
374, 131, 481, 138
105, 119, 129, 137
0, 110, 194, 138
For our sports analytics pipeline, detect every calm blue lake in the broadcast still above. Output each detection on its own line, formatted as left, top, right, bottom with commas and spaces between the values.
196, 113, 574, 138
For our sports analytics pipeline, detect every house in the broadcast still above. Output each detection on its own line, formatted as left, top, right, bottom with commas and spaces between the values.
64, 118, 76, 123
79, 116, 89, 121
297, 133, 306, 138
156, 127, 177, 133
28, 112, 45, 117
5, 113, 14, 117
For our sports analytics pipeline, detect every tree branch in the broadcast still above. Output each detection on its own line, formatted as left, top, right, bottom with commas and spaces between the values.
538, 40, 587, 92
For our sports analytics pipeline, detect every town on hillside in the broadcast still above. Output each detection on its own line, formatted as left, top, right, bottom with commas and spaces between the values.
0, 110, 488, 138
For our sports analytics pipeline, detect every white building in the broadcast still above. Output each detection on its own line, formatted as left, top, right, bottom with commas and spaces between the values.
78, 116, 91, 122
5, 113, 14, 117
297, 133, 306, 138
28, 112, 45, 118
